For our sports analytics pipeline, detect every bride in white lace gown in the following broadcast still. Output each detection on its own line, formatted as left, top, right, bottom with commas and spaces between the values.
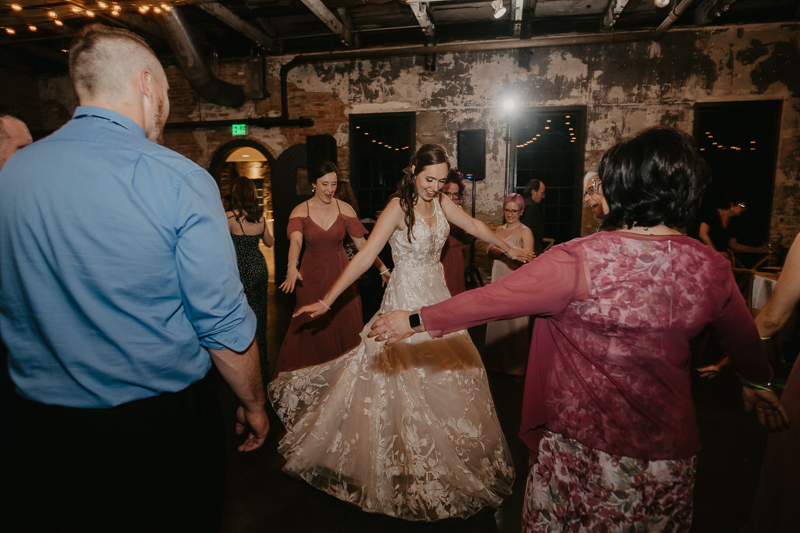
269, 144, 533, 521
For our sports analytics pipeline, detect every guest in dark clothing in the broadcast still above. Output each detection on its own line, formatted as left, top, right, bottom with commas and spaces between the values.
227, 176, 275, 385
521, 179, 545, 255
697, 191, 769, 260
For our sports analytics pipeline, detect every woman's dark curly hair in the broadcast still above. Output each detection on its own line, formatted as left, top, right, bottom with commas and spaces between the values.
392, 144, 450, 243
598, 126, 710, 231
445, 167, 466, 197
230, 176, 262, 223
308, 160, 339, 186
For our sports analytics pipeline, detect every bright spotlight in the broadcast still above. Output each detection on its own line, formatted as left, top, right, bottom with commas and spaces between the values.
503, 99, 515, 111
491, 0, 506, 19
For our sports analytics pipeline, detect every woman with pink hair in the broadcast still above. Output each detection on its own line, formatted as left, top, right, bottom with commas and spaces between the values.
484, 193, 534, 375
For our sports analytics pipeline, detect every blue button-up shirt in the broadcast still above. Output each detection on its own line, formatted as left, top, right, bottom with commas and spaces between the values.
0, 107, 256, 408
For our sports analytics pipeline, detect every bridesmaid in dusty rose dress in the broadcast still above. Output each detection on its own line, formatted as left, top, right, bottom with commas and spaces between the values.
275, 161, 390, 374
440, 167, 467, 296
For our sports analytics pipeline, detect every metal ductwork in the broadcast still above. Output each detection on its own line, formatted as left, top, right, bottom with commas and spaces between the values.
156, 7, 245, 108
653, 0, 698, 40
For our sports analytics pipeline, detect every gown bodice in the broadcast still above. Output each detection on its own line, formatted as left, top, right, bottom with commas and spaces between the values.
388, 198, 449, 269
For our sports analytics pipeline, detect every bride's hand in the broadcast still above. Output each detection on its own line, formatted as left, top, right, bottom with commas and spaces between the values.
380, 270, 392, 287
369, 311, 416, 346
294, 300, 330, 319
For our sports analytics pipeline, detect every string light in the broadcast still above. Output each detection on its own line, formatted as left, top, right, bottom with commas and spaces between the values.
28, 25, 37, 31
153, 7, 162, 13
162, 4, 172, 11
139, 5, 150, 13
111, 9, 119, 15
5, 27, 15, 34
113, 4, 121, 10
86, 10, 95, 17
48, 11, 58, 18
11, 4, 22, 11
98, 1, 108, 7
54, 19, 64, 25
72, 6, 82, 13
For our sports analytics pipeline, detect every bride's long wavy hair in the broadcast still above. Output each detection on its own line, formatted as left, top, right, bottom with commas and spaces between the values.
392, 144, 450, 243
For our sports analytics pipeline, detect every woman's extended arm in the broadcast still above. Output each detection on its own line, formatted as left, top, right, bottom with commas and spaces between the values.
756, 233, 800, 338
295, 201, 404, 318
279, 208, 305, 293
261, 219, 275, 247
728, 237, 769, 254
441, 196, 534, 263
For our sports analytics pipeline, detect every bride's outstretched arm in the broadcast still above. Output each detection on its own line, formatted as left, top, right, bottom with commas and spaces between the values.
294, 200, 404, 319
440, 195, 534, 263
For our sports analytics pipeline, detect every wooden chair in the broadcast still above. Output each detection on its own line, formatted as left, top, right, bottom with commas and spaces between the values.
542, 238, 554, 252
729, 249, 771, 270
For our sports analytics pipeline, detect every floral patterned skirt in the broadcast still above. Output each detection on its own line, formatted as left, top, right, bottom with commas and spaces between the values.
522, 431, 696, 533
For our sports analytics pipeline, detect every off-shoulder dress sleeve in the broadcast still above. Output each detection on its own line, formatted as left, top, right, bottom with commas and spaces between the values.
287, 217, 304, 238
344, 216, 368, 239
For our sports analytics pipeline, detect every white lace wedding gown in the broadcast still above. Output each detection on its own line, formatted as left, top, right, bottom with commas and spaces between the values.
269, 198, 515, 521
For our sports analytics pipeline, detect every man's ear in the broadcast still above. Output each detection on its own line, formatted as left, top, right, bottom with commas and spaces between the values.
140, 70, 153, 100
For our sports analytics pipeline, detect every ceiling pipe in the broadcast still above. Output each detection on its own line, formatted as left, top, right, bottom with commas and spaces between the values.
156, 7, 245, 108
653, 0, 698, 40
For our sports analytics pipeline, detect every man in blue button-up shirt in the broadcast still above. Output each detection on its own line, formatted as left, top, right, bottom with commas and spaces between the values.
0, 25, 267, 531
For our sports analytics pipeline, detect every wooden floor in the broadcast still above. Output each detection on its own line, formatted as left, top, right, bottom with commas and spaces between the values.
212, 283, 793, 533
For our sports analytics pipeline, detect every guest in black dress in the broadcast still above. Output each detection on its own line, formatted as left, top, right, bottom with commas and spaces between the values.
227, 176, 275, 385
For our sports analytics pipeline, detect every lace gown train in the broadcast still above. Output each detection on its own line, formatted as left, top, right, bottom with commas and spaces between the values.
269, 199, 514, 521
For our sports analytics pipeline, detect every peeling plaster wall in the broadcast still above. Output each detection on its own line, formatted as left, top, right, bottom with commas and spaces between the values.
36, 22, 800, 245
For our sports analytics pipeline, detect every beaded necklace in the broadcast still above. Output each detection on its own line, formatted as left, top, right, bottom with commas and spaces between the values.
413, 200, 437, 219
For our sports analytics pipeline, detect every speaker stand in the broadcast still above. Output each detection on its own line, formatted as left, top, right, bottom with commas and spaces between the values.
464, 176, 484, 288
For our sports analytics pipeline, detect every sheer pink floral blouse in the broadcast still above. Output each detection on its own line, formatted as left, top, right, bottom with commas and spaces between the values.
422, 232, 772, 461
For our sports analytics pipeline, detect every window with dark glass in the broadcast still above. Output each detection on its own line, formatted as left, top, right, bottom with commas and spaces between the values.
349, 113, 416, 220
511, 108, 585, 244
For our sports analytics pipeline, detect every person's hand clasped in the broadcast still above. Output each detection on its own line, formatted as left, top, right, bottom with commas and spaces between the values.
510, 246, 535, 263
294, 299, 331, 319
369, 310, 416, 346
235, 405, 269, 452
742, 385, 790, 431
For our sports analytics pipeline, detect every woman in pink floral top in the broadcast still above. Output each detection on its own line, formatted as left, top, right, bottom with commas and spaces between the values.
371, 127, 788, 532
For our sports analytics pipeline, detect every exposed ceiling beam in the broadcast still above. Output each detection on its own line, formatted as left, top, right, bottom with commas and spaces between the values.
298, 0, 352, 47
602, 0, 631, 31
196, 2, 274, 50
408, 2, 434, 41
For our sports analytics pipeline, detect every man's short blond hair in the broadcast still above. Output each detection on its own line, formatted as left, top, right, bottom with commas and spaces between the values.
69, 24, 164, 100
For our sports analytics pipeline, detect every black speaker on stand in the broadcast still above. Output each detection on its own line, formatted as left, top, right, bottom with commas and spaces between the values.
457, 130, 486, 288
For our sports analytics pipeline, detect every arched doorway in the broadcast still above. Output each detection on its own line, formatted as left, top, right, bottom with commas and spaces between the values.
209, 140, 277, 282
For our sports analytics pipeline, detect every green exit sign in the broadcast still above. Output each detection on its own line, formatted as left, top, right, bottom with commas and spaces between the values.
232, 124, 247, 136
